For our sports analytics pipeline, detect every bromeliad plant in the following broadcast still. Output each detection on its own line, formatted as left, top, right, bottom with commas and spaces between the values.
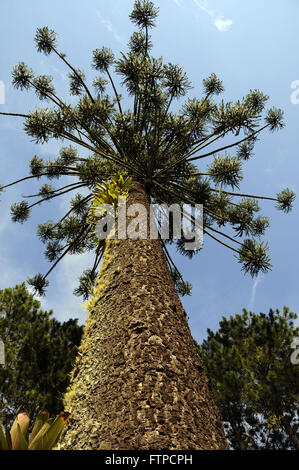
88, 172, 132, 212
0, 0, 295, 299
0, 410, 70, 450
87, 171, 132, 242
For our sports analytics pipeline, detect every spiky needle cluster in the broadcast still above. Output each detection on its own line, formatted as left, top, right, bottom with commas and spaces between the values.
0, 0, 295, 297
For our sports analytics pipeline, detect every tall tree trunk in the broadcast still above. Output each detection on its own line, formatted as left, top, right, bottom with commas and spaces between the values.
58, 182, 228, 450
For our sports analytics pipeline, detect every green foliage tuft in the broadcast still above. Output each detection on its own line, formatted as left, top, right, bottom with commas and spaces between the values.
175, 278, 192, 296
12, 62, 34, 90
163, 63, 192, 98
265, 107, 285, 131
129, 31, 152, 55
33, 75, 55, 100
92, 47, 115, 72
59, 146, 78, 164
34, 26, 57, 55
238, 239, 271, 276
37, 221, 56, 243
27, 274, 49, 296
29, 155, 45, 177
208, 155, 243, 189
92, 76, 108, 94
10, 201, 31, 223
203, 73, 224, 96
276, 188, 296, 213
68, 69, 86, 96
236, 138, 256, 161
73, 269, 99, 301
129, 0, 159, 29
44, 240, 63, 262
245, 89, 269, 114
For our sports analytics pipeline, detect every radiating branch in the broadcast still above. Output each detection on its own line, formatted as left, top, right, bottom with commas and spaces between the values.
52, 193, 92, 229
204, 228, 240, 254
28, 183, 87, 209
188, 124, 269, 162
106, 69, 123, 115
205, 224, 243, 246
160, 236, 183, 280
210, 187, 277, 202
42, 224, 90, 281
0, 111, 29, 118
22, 182, 85, 198
1, 173, 54, 190
156, 124, 269, 179
52, 47, 95, 103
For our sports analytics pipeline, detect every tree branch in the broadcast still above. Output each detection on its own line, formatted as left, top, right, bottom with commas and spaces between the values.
106, 69, 123, 115
42, 224, 90, 281
53, 193, 92, 229
22, 182, 85, 198
28, 183, 87, 209
188, 124, 269, 162
52, 47, 95, 103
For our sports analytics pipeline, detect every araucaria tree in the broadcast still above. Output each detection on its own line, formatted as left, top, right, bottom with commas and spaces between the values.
0, 0, 295, 450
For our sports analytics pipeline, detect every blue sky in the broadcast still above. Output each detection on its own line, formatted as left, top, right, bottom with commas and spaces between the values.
0, 0, 298, 342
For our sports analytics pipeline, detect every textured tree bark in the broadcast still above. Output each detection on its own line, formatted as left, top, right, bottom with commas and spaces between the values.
58, 182, 228, 450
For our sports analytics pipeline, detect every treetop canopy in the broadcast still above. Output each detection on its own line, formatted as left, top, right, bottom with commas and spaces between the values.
0, 0, 295, 298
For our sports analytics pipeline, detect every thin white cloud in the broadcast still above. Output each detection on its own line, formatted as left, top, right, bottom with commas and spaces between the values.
193, 0, 214, 15
214, 17, 233, 32
96, 11, 125, 45
193, 0, 233, 32
248, 274, 263, 311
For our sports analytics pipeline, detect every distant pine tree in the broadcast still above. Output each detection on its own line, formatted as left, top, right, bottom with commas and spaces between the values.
0, 283, 83, 424
198, 307, 299, 450
0, 0, 295, 450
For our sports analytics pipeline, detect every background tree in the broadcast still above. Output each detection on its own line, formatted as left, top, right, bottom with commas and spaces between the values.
198, 307, 299, 450
0, 0, 294, 450
0, 283, 83, 424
